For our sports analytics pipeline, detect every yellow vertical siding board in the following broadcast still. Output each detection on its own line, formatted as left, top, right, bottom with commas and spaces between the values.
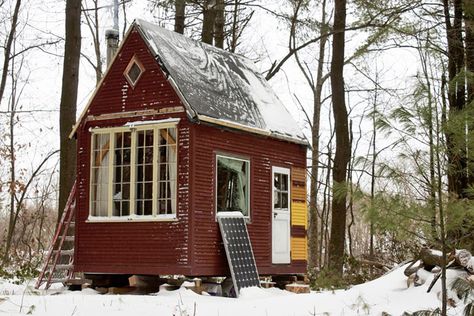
290, 167, 308, 261
291, 202, 307, 228
291, 237, 307, 260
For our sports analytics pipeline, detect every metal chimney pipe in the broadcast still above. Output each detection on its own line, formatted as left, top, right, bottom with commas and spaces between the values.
106, 0, 120, 67
105, 29, 119, 67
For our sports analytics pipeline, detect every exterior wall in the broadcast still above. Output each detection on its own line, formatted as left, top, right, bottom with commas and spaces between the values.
190, 124, 307, 276
74, 27, 192, 275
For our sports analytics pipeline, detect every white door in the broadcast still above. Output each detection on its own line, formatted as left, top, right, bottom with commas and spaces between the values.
272, 167, 291, 264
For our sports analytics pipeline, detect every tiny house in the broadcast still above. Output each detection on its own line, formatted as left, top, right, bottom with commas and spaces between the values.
70, 20, 308, 278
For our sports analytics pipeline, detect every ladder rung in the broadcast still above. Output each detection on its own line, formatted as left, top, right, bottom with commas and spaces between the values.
49, 264, 73, 270
50, 249, 74, 256
49, 278, 68, 283
63, 236, 74, 242
66, 222, 75, 228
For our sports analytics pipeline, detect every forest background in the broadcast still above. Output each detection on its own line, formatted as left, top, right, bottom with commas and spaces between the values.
0, 2, 473, 314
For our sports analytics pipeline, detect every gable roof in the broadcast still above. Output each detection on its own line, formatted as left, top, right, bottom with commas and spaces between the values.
71, 20, 307, 145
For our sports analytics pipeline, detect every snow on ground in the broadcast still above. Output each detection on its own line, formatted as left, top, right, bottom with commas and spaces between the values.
0, 265, 469, 316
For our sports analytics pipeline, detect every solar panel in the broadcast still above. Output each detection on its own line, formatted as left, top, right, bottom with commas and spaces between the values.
217, 212, 260, 297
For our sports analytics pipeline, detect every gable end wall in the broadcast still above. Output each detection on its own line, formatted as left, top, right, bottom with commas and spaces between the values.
74, 28, 192, 275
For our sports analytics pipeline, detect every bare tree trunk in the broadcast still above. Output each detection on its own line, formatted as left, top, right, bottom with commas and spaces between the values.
230, 0, 239, 52
58, 0, 81, 221
175, 0, 186, 34
434, 70, 449, 316
307, 0, 328, 274
201, 0, 216, 45
417, 35, 438, 241
82, 0, 102, 85
0, 0, 21, 107
122, 0, 128, 38
465, 1, 474, 188
444, 0, 467, 197
328, 0, 350, 277
214, 0, 225, 48
4, 62, 17, 263
347, 120, 354, 258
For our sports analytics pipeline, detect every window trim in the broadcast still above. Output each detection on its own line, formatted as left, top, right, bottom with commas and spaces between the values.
215, 154, 251, 220
272, 166, 291, 212
124, 55, 145, 88
88, 121, 178, 221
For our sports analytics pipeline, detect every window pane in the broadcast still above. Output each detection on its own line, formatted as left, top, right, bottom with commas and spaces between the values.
127, 62, 142, 84
274, 174, 280, 190
216, 156, 249, 216
281, 192, 288, 209
123, 132, 131, 147
274, 189, 280, 209
145, 130, 153, 146
112, 131, 131, 217
156, 127, 177, 215
144, 201, 152, 215
137, 148, 144, 164
144, 164, 153, 181
91, 133, 110, 216
135, 129, 154, 216
281, 174, 288, 191
122, 201, 130, 216
138, 131, 145, 147
136, 201, 143, 215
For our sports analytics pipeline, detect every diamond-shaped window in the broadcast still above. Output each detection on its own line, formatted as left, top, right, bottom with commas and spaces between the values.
124, 56, 144, 87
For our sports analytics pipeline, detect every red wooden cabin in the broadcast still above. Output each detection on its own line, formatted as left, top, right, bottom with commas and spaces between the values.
70, 20, 308, 278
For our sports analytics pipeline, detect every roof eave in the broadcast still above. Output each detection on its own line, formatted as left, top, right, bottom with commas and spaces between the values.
197, 115, 309, 146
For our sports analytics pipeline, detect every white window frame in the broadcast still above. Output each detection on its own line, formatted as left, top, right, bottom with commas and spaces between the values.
215, 154, 251, 219
124, 55, 145, 88
88, 120, 178, 222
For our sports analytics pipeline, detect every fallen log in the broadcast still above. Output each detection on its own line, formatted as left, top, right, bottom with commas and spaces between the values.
403, 247, 473, 292
419, 248, 455, 271
404, 260, 423, 277
357, 259, 391, 272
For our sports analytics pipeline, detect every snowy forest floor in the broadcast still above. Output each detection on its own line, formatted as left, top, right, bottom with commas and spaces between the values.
0, 265, 469, 316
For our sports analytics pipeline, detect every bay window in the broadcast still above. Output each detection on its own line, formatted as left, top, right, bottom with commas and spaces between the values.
90, 122, 177, 219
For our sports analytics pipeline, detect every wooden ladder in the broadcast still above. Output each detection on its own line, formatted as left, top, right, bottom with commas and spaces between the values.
35, 181, 78, 290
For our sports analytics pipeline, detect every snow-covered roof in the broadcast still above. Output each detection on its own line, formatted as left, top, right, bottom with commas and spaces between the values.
135, 19, 306, 144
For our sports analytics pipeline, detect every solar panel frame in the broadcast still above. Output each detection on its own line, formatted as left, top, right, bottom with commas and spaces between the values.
218, 214, 260, 297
